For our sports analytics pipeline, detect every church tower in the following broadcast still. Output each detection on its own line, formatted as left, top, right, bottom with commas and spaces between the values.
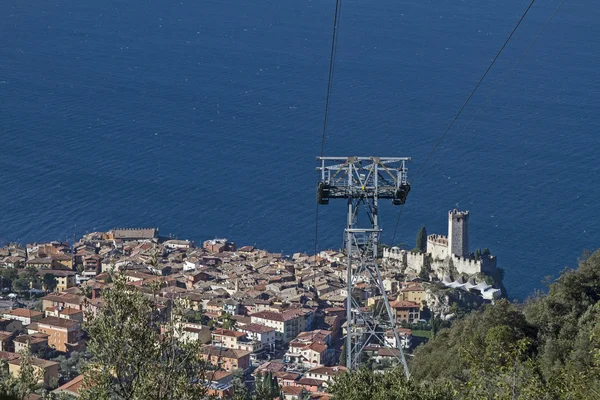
448, 209, 469, 257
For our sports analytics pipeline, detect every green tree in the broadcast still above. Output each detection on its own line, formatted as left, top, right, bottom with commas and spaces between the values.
418, 264, 430, 281
43, 273, 58, 293
24, 266, 38, 282
12, 278, 29, 293
0, 268, 18, 289
78, 272, 210, 400
330, 368, 452, 400
220, 313, 237, 330
415, 226, 427, 253
10, 349, 44, 400
253, 372, 282, 400
229, 369, 250, 400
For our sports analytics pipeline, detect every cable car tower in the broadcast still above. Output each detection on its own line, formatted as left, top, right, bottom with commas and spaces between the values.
317, 156, 411, 376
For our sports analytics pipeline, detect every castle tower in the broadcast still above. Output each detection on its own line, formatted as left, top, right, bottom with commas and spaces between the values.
448, 209, 469, 257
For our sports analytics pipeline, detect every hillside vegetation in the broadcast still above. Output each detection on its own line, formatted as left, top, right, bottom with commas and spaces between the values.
332, 250, 600, 399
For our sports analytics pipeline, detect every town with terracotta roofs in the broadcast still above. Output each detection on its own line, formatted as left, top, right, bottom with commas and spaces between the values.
0, 209, 503, 399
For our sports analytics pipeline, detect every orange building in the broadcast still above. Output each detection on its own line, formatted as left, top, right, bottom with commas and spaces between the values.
36, 317, 82, 353
389, 300, 421, 323
200, 345, 250, 372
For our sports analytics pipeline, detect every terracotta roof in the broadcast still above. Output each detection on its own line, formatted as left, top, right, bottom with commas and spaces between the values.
3, 308, 43, 318
200, 345, 250, 360
273, 371, 301, 381
306, 342, 328, 353
38, 317, 80, 330
298, 377, 324, 387
251, 310, 305, 322
282, 386, 304, 395
212, 328, 245, 338
8, 357, 58, 368
254, 361, 286, 374
14, 334, 49, 344
389, 300, 420, 309
59, 308, 82, 315
0, 351, 19, 361
240, 323, 275, 334
210, 371, 234, 382
53, 374, 84, 395
377, 348, 402, 357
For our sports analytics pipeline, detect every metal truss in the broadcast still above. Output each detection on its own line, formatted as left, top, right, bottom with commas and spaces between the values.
317, 157, 410, 376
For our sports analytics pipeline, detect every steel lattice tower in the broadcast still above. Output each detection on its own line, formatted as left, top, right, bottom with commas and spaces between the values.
317, 156, 411, 376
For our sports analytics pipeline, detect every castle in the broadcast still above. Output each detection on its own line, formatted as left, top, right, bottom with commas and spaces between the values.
383, 209, 497, 278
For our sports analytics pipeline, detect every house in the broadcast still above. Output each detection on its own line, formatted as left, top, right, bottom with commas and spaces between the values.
304, 366, 346, 390
203, 239, 236, 253
389, 300, 420, 323
238, 323, 277, 352
82, 254, 103, 275
397, 283, 426, 309
9, 357, 59, 389
42, 292, 85, 313
176, 322, 211, 344
0, 331, 16, 352
211, 329, 259, 353
296, 377, 324, 393
223, 299, 240, 315
205, 371, 234, 398
0, 318, 23, 333
384, 328, 413, 349
14, 333, 49, 355
282, 386, 306, 400
38, 270, 77, 292
284, 330, 333, 367
3, 308, 43, 326
36, 317, 82, 353
45, 306, 84, 322
199, 345, 251, 371
51, 254, 73, 270
25, 257, 53, 269
250, 309, 313, 344
285, 341, 329, 368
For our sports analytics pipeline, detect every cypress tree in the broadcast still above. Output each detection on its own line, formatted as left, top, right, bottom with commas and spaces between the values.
416, 226, 427, 253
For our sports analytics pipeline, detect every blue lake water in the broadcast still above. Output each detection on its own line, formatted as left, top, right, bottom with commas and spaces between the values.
1, 0, 598, 300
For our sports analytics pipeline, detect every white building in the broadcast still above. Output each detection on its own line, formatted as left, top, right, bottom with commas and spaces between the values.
238, 323, 277, 352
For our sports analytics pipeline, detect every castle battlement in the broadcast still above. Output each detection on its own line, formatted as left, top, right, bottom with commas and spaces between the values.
452, 254, 479, 264
427, 234, 448, 245
449, 209, 469, 219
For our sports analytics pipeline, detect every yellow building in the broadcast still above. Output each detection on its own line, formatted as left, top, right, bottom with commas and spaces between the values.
51, 254, 73, 270
9, 357, 59, 389
398, 283, 427, 310
39, 271, 76, 292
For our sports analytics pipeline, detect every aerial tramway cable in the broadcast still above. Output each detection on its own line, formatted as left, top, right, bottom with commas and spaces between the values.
314, 0, 343, 273
391, 0, 566, 245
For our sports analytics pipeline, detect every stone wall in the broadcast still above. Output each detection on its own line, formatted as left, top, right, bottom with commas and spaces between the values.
406, 251, 426, 274
427, 234, 449, 261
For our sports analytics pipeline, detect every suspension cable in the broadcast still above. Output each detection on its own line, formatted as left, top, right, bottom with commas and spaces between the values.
314, 0, 343, 274
392, 0, 568, 245
412, 0, 536, 180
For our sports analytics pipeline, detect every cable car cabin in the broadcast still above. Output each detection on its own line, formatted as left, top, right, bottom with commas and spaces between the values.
392, 184, 411, 205
317, 182, 330, 205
